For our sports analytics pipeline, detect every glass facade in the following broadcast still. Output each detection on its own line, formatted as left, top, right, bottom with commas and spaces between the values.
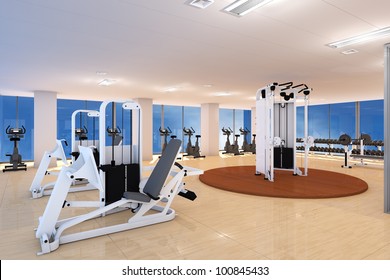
0, 95, 386, 161
296, 100, 383, 146
163, 105, 183, 149
308, 104, 330, 140
330, 102, 355, 140
219, 109, 234, 150
57, 99, 102, 158
0, 96, 34, 162
219, 109, 252, 150
152, 105, 163, 154
360, 100, 384, 141
152, 105, 201, 154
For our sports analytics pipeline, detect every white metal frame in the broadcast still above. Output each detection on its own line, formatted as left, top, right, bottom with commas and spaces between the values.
60, 101, 142, 209
255, 82, 313, 182
35, 99, 204, 255
35, 144, 203, 255
385, 43, 390, 213
71, 109, 100, 162
29, 139, 68, 198
98, 100, 142, 204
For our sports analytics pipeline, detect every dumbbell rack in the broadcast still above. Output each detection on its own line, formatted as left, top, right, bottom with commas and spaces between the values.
296, 137, 384, 166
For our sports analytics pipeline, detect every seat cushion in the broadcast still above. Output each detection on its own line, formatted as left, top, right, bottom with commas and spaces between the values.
123, 192, 151, 203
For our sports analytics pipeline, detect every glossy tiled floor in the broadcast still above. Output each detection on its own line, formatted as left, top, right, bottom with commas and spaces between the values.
1, 153, 389, 260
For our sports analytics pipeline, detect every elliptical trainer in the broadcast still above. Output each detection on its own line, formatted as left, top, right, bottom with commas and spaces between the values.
183, 127, 205, 158
3, 125, 28, 172
222, 127, 242, 156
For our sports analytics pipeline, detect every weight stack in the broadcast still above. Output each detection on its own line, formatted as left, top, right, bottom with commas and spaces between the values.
274, 147, 294, 169
100, 163, 140, 205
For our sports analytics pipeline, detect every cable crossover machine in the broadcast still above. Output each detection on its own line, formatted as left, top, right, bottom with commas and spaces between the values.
255, 82, 314, 182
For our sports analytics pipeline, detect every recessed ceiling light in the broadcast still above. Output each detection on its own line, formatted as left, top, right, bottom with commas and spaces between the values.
214, 92, 232, 96
186, 0, 214, 9
222, 0, 273, 17
163, 87, 178, 93
98, 79, 116, 86
341, 49, 359, 55
327, 26, 390, 49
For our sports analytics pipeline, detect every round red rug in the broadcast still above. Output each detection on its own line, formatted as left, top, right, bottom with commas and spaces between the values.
199, 165, 368, 199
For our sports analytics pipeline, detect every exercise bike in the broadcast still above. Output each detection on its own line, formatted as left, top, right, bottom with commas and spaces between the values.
3, 125, 27, 172
222, 127, 242, 156
183, 127, 205, 158
159, 126, 173, 152
239, 127, 256, 154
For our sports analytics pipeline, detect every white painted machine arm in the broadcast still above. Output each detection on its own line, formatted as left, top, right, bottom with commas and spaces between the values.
30, 139, 68, 198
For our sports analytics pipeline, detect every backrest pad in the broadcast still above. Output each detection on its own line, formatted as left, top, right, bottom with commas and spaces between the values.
143, 139, 181, 199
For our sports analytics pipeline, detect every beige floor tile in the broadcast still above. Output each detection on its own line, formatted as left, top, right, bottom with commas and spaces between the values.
0, 154, 389, 260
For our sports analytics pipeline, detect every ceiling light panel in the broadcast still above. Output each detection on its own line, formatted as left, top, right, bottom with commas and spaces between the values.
222, 0, 273, 17
214, 92, 232, 96
327, 26, 390, 49
187, 0, 214, 9
98, 79, 116, 86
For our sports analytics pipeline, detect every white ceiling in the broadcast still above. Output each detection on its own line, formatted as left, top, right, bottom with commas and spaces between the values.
1, 0, 390, 109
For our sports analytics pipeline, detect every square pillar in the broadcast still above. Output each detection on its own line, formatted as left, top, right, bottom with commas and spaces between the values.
201, 103, 219, 156
34, 91, 57, 167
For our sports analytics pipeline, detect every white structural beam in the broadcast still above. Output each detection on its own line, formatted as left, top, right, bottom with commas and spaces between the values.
34, 91, 57, 168
385, 43, 390, 213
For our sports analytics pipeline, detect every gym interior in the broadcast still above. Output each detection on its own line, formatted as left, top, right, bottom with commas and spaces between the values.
1, 0, 390, 267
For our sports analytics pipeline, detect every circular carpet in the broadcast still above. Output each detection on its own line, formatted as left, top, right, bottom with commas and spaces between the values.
199, 165, 368, 199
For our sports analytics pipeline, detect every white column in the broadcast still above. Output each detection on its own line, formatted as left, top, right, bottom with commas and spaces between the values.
34, 91, 57, 168
384, 43, 390, 213
251, 106, 256, 134
201, 103, 219, 156
134, 98, 153, 161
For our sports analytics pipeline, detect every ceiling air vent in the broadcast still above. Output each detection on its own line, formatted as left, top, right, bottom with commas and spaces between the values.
341, 49, 359, 55
186, 0, 214, 9
222, 0, 273, 17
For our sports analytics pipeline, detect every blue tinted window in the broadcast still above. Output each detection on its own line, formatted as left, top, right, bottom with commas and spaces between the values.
242, 110, 252, 147
183, 106, 201, 135
235, 109, 244, 147
243, 110, 252, 133
330, 102, 355, 139
57, 99, 101, 158
164, 105, 183, 151
85, 100, 102, 144
153, 105, 162, 154
360, 100, 384, 141
219, 109, 234, 150
104, 102, 132, 147
308, 104, 329, 140
1, 96, 34, 162
57, 99, 86, 157
183, 106, 201, 152
152, 105, 202, 154
296, 106, 304, 138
